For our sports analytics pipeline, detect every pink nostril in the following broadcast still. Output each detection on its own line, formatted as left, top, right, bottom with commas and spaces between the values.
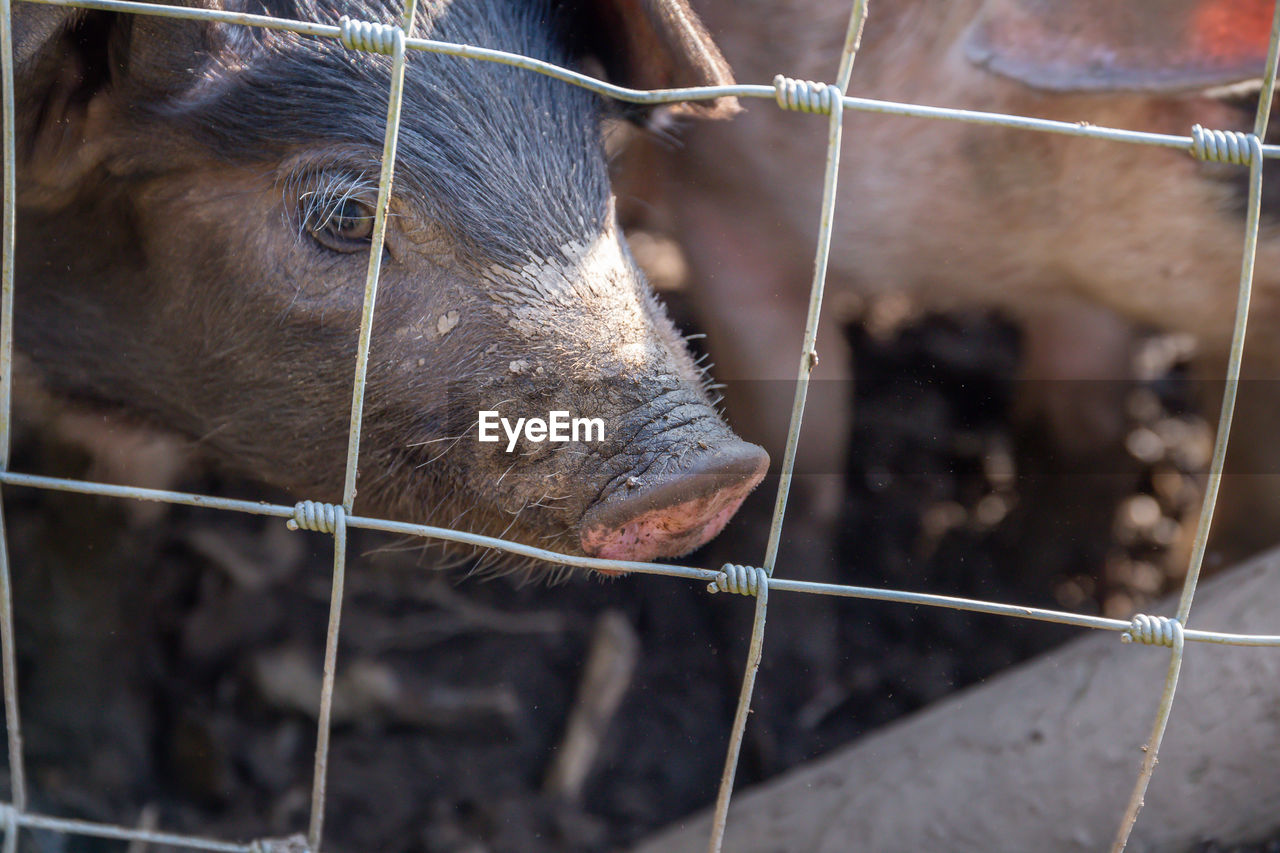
578, 441, 770, 564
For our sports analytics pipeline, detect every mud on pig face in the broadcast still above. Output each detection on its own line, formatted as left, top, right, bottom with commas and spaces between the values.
12, 0, 768, 562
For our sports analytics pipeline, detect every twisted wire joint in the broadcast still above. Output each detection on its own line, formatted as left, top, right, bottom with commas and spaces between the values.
774, 75, 842, 115
709, 564, 768, 596
1121, 614, 1184, 648
288, 501, 344, 533
339, 15, 405, 55
1190, 125, 1258, 165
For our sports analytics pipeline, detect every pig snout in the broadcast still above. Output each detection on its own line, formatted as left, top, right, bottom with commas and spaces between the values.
579, 439, 768, 562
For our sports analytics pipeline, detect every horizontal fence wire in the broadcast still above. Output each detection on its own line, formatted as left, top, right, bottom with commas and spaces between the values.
7, 809, 255, 853
0, 0, 1277, 850
22, 0, 1280, 158
2, 468, 1280, 647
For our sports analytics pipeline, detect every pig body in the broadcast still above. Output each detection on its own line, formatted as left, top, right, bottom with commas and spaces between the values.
8, 0, 769, 564
648, 0, 1280, 550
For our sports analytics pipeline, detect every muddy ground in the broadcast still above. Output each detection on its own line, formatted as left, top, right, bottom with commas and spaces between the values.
2, 294, 1273, 852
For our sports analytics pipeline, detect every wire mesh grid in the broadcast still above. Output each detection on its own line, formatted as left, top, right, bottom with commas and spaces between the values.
2, 0, 1280, 850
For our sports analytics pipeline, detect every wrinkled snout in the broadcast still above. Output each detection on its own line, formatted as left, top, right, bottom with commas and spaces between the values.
579, 439, 769, 563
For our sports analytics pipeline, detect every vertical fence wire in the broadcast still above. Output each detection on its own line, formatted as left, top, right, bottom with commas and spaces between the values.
759, 1, 865, 578
705, 580, 768, 853
707, 4, 868, 851
306, 509, 349, 852
1108, 4, 1280, 849
0, 511, 19, 823
1174, 51, 1280, 630
833, 0, 868, 95
340, 23, 407, 515
0, 0, 13, 467
0, 0, 25, 827
307, 15, 410, 853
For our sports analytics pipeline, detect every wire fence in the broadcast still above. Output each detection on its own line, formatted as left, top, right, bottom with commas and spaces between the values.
1, 0, 1279, 850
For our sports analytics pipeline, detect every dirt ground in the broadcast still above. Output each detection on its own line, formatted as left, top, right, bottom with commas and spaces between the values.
2, 297, 1275, 852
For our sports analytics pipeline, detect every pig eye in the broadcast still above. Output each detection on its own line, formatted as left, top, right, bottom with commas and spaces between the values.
304, 196, 377, 252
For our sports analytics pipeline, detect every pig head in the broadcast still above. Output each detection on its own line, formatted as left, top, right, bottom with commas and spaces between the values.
8, 0, 768, 563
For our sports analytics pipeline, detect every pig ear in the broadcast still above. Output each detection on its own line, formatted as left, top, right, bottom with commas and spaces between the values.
965, 0, 1275, 92
14, 4, 223, 204
575, 0, 740, 118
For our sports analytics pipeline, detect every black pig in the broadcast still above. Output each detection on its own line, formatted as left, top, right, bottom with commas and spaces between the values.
8, 0, 769, 564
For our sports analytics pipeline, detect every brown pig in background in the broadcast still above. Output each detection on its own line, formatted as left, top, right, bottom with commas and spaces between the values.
639, 0, 1280, 559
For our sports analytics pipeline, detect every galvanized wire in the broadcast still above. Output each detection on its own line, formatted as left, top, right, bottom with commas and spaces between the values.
1109, 2, 1280, 846
20, 0, 1280, 157
340, 19, 407, 514
833, 0, 868, 93
305, 505, 348, 851
0, 0, 25, 823
10, 808, 254, 852
707, 574, 769, 853
0, 506, 21, 818
707, 2, 865, 844
0, 0, 1277, 851
0, 0, 14, 467
298, 19, 410, 849
2, 471, 1277, 649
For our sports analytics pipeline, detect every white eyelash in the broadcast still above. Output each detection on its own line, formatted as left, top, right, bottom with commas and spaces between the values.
281, 169, 379, 239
